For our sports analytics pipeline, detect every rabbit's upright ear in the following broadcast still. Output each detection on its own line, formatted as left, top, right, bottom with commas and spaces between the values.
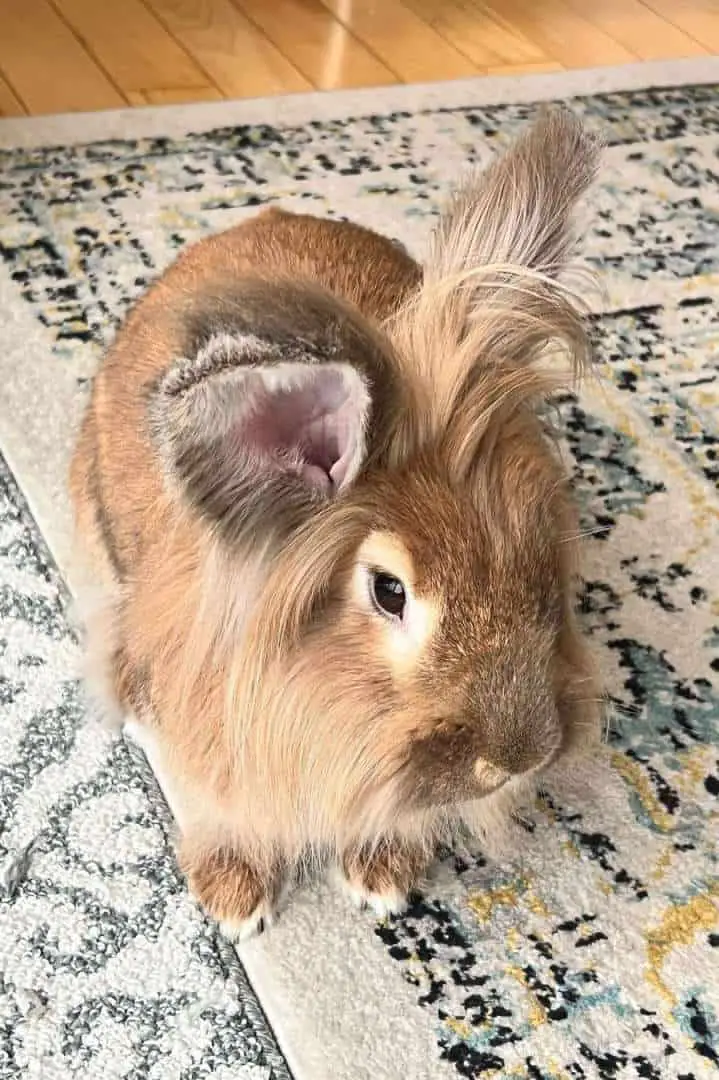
387, 109, 601, 426
429, 107, 601, 282
149, 330, 372, 544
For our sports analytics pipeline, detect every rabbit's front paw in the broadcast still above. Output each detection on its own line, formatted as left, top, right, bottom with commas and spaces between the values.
339, 840, 427, 918
179, 840, 280, 941
343, 880, 409, 918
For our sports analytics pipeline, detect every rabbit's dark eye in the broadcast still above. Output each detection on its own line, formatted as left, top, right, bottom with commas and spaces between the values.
370, 571, 406, 620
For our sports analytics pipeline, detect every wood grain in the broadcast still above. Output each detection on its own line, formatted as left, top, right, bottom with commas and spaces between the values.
488, 61, 565, 76
319, 0, 480, 81
0, 0, 715, 117
643, 0, 719, 52
565, 0, 707, 58
125, 86, 224, 105
51, 0, 208, 95
0, 0, 126, 113
474, 0, 637, 68
404, 0, 548, 68
145, 0, 311, 96
235, 0, 397, 89
0, 72, 26, 117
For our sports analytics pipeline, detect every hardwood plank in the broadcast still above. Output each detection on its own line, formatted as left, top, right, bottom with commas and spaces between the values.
473, 0, 637, 68
145, 0, 311, 96
320, 0, 480, 80
565, 0, 707, 58
0, 0, 125, 113
404, 0, 548, 67
51, 0, 208, 93
0, 72, 27, 117
4, 0, 712, 118
643, 0, 719, 51
126, 85, 224, 105
235, 0, 397, 89
488, 61, 564, 76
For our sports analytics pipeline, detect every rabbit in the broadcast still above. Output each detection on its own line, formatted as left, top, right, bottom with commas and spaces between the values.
69, 108, 604, 939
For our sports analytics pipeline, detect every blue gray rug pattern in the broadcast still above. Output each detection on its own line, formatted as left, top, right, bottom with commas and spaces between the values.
0, 78, 718, 1080
0, 455, 291, 1079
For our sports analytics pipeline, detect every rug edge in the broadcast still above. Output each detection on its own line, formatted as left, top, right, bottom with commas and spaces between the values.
0, 445, 296, 1080
1, 57, 718, 149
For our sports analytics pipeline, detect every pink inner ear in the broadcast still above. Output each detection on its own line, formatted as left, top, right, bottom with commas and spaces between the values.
239, 367, 365, 493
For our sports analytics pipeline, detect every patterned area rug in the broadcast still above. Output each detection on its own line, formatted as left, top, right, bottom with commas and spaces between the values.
1, 59, 718, 1080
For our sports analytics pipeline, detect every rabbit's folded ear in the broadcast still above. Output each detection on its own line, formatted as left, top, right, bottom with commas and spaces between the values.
149, 330, 372, 540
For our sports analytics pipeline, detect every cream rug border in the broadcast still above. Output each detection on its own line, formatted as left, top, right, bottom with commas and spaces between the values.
1, 58, 718, 150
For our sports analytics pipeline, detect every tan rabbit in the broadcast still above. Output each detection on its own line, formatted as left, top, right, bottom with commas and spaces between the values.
70, 109, 603, 938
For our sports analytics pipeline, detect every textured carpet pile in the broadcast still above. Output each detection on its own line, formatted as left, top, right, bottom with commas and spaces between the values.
0, 60, 717, 1080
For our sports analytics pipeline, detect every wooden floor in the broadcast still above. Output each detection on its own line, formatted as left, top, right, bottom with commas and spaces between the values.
0, 0, 716, 118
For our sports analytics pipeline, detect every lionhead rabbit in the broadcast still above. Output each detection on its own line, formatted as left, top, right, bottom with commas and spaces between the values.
70, 109, 603, 939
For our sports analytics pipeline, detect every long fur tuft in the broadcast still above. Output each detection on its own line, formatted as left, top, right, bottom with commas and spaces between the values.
384, 108, 602, 439
429, 108, 601, 282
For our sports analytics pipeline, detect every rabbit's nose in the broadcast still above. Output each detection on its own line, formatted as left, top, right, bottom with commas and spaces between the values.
474, 758, 510, 793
